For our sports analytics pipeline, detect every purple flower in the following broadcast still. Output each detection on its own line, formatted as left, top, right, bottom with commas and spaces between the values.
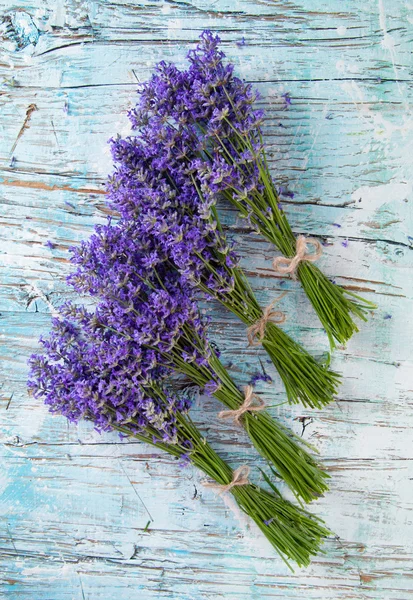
278, 186, 294, 199
178, 453, 191, 468
203, 379, 220, 396
127, 30, 270, 249
28, 304, 192, 445
249, 371, 273, 386
281, 93, 291, 108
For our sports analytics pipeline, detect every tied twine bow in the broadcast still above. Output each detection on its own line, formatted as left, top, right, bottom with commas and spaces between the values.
218, 385, 266, 426
247, 293, 287, 347
272, 235, 323, 280
203, 465, 250, 494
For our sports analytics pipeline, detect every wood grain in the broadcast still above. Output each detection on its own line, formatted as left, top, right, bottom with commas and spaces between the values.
1, 0, 412, 598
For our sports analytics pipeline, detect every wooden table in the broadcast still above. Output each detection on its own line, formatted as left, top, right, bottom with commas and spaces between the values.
1, 1, 412, 598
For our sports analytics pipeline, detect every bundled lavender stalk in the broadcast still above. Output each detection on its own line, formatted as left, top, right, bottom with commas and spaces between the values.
107, 129, 340, 410
131, 31, 375, 348
28, 308, 330, 569
66, 219, 328, 503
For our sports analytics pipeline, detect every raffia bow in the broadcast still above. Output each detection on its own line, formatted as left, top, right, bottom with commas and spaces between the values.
272, 235, 323, 280
247, 293, 287, 347
202, 465, 250, 494
218, 385, 265, 426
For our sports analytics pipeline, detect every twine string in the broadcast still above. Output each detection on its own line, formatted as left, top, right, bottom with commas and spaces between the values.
203, 465, 250, 494
218, 385, 266, 426
272, 235, 323, 280
247, 292, 287, 347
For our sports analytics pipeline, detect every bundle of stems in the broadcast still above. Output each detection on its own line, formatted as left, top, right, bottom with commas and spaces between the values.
171, 323, 330, 503
212, 130, 375, 349
131, 30, 375, 348
193, 211, 341, 408
122, 414, 330, 570
28, 318, 330, 569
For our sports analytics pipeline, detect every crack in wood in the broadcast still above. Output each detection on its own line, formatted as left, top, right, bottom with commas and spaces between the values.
9, 104, 37, 157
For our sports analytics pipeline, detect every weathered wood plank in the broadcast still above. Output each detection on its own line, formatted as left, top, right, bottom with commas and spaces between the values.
1, 0, 412, 598
1, 448, 413, 598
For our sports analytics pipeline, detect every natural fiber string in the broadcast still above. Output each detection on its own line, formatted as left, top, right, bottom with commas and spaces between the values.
202, 465, 250, 494
272, 235, 323, 280
247, 292, 287, 347
218, 385, 266, 426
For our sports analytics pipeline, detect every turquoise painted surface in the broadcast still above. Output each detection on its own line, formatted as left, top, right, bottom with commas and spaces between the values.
1, 0, 412, 598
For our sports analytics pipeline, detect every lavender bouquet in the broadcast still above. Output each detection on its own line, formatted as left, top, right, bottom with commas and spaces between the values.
66, 218, 328, 503
28, 307, 330, 569
130, 31, 375, 348
106, 130, 340, 411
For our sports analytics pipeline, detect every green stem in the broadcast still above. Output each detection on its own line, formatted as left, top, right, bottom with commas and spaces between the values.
188, 89, 376, 347
262, 322, 340, 408
206, 352, 330, 504
113, 415, 331, 569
